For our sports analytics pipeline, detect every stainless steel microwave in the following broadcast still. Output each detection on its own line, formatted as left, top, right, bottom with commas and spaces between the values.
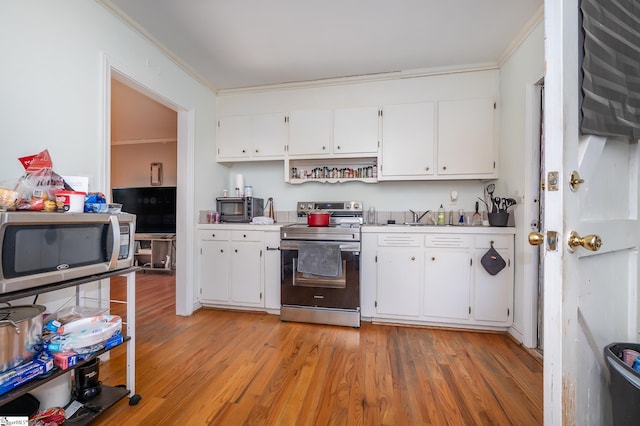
0, 212, 136, 295
216, 197, 264, 223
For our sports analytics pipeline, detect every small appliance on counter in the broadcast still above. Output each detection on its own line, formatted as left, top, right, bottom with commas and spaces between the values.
216, 196, 264, 223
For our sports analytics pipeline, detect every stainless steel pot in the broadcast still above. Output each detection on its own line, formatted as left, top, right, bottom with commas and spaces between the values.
0, 305, 46, 373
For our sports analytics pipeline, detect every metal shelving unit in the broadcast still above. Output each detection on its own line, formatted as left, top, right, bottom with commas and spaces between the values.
0, 267, 140, 420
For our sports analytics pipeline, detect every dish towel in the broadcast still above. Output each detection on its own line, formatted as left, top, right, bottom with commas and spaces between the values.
297, 242, 342, 277
481, 246, 506, 275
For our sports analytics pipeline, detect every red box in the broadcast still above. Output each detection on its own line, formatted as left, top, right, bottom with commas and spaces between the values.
53, 352, 78, 370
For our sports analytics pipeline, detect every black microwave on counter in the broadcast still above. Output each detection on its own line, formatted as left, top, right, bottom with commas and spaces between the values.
216, 197, 264, 223
0, 212, 136, 295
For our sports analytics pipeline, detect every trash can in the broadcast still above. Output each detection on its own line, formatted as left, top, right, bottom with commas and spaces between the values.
604, 342, 640, 426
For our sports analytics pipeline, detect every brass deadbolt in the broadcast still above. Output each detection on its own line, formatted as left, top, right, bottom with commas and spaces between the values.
569, 171, 585, 191
528, 232, 544, 246
568, 231, 602, 252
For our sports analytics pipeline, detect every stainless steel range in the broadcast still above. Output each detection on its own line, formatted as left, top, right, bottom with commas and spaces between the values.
280, 201, 363, 327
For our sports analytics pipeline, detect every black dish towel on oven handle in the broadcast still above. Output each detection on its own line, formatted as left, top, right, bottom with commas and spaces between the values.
481, 246, 506, 276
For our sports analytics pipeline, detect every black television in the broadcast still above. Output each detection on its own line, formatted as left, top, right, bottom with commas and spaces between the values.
112, 186, 177, 235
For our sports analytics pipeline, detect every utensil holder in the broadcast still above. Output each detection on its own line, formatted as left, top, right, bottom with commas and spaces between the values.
488, 212, 509, 227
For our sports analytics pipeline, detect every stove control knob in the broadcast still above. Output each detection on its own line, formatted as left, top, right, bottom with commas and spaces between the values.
307, 203, 314, 210
353, 203, 359, 209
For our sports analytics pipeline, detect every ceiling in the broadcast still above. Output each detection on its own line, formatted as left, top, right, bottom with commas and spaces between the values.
100, 0, 543, 92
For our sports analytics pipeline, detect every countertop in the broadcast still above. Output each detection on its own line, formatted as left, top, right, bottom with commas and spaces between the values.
197, 222, 515, 234
197, 222, 292, 231
362, 224, 516, 234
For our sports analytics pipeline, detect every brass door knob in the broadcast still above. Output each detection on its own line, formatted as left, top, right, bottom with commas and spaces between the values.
528, 231, 544, 246
568, 231, 602, 252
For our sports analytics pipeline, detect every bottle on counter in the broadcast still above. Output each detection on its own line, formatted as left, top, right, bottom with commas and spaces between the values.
437, 204, 446, 225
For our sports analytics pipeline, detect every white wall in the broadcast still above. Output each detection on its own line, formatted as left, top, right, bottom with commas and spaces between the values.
0, 1, 224, 313
498, 21, 545, 343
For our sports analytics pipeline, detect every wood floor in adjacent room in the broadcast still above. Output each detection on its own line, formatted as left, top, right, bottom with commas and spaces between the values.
93, 272, 542, 426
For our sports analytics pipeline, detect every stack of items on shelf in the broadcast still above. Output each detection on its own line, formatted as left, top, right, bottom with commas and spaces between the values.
291, 164, 377, 179
1, 305, 123, 421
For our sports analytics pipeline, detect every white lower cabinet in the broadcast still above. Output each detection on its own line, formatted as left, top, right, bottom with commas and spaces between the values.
198, 229, 264, 309
424, 249, 471, 320
376, 245, 422, 317
366, 229, 513, 330
473, 235, 513, 323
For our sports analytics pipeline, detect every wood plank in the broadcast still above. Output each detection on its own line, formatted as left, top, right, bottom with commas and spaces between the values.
91, 273, 542, 425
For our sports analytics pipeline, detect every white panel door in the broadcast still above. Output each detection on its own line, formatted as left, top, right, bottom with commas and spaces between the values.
543, 2, 639, 424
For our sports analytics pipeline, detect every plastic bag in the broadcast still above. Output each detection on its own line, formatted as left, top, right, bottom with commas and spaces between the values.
15, 150, 66, 211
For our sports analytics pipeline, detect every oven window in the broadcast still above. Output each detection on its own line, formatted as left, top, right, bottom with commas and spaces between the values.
219, 201, 243, 216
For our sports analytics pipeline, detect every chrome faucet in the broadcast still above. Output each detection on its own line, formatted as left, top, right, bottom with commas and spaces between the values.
409, 209, 430, 223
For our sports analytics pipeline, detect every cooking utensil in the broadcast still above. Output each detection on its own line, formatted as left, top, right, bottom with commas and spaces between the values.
504, 198, 517, 210
307, 211, 331, 227
477, 197, 489, 212
484, 183, 495, 213
0, 304, 46, 373
493, 196, 502, 213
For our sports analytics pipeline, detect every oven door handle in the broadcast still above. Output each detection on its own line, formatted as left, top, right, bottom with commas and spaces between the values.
280, 241, 360, 252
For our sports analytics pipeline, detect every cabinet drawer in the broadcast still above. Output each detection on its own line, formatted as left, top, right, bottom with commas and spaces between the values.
475, 235, 512, 249
231, 230, 262, 242
378, 234, 422, 246
198, 230, 229, 241
425, 234, 473, 248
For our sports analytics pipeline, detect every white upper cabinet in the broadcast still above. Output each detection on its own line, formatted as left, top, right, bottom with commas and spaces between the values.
379, 102, 436, 179
217, 115, 251, 159
217, 113, 287, 161
437, 98, 496, 176
287, 109, 333, 156
252, 113, 288, 158
332, 106, 379, 155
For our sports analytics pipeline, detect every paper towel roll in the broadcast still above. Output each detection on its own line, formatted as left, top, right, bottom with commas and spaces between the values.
235, 174, 244, 196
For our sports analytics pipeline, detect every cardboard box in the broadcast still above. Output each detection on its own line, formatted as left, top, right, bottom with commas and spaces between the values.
53, 351, 78, 370
0, 358, 54, 396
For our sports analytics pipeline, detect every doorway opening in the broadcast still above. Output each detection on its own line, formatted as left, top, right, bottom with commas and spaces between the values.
110, 76, 178, 278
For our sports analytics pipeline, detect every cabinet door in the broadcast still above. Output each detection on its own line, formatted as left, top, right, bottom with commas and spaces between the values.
252, 113, 287, 158
379, 102, 435, 178
230, 241, 263, 306
437, 98, 496, 176
333, 106, 379, 155
199, 240, 230, 302
263, 231, 281, 310
424, 249, 471, 320
376, 246, 422, 316
217, 116, 251, 159
474, 248, 512, 322
288, 109, 332, 156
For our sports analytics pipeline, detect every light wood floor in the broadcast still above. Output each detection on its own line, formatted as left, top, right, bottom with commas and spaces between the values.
93, 272, 542, 425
